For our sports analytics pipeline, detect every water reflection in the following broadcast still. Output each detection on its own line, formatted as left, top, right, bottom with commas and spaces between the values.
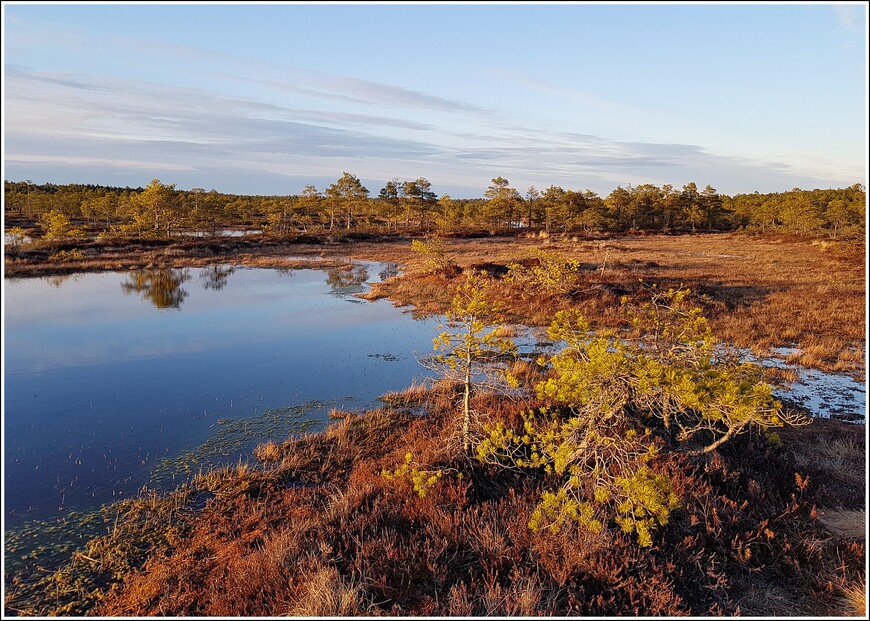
378, 262, 399, 281
121, 268, 190, 309
325, 264, 369, 297
46, 274, 75, 288
200, 265, 236, 291
5, 266, 438, 528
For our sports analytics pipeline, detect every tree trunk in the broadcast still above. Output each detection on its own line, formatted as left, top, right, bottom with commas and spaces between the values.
688, 424, 744, 456
463, 350, 472, 453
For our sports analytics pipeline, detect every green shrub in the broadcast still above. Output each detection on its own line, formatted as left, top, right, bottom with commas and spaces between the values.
505, 250, 584, 295
381, 452, 444, 498
476, 285, 807, 546
411, 238, 458, 275
49, 248, 85, 262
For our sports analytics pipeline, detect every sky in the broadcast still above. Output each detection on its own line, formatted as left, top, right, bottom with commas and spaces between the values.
2, 2, 867, 199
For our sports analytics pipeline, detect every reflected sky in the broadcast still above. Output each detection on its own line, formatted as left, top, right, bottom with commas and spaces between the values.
3, 264, 434, 525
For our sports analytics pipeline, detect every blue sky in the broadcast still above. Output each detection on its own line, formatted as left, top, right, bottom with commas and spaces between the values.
2, 2, 867, 198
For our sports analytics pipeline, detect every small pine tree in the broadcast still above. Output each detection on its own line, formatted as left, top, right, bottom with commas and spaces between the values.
39, 210, 72, 241
477, 285, 808, 546
423, 271, 517, 453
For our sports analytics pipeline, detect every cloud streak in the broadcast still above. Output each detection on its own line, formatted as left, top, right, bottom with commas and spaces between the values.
226, 70, 488, 115
4, 60, 860, 198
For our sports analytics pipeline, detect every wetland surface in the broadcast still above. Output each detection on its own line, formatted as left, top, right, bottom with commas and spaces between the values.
4, 261, 436, 527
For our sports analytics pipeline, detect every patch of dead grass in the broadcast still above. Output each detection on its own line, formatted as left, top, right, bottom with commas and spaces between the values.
840, 577, 867, 617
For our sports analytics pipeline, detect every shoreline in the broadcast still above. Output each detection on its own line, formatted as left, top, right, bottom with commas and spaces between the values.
5, 232, 866, 380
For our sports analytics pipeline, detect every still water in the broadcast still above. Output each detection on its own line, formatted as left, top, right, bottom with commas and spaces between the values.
3, 262, 436, 528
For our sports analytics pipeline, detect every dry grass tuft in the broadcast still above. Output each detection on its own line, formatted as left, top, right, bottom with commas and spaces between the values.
378, 380, 432, 409
781, 420, 865, 509
287, 566, 373, 617
252, 441, 281, 464
792, 432, 865, 486
840, 577, 867, 617
491, 324, 520, 338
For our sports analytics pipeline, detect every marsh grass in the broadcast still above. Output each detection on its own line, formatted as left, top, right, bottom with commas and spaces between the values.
7, 385, 863, 617
287, 566, 376, 617
819, 510, 866, 540
841, 577, 867, 617
349, 233, 865, 378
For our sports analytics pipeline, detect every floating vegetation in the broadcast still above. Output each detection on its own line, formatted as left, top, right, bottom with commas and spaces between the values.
5, 486, 199, 616
149, 401, 329, 484
4, 401, 330, 616
368, 352, 401, 361
4, 510, 105, 580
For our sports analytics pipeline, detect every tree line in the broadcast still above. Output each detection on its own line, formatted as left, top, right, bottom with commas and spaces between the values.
4, 174, 865, 240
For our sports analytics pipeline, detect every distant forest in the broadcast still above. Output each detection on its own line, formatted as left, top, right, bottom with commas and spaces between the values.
4, 175, 865, 240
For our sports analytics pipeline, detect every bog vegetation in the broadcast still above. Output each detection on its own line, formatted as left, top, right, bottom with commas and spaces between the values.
4, 239, 865, 616
2, 175, 866, 616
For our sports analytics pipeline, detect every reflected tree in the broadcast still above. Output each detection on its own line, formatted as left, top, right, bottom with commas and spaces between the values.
200, 265, 235, 291
378, 262, 399, 281
122, 268, 190, 309
325, 264, 369, 296
46, 274, 75, 288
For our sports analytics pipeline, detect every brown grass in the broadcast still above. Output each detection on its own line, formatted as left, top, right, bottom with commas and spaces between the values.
7, 390, 862, 618
840, 577, 867, 617
327, 233, 864, 378
287, 566, 374, 616
252, 440, 281, 464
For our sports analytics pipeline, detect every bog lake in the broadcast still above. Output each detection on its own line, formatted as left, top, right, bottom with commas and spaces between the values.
2, 260, 865, 569
3, 260, 441, 525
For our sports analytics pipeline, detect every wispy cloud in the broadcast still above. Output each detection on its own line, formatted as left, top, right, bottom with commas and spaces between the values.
5, 66, 444, 158
226, 70, 488, 115
4, 57, 860, 197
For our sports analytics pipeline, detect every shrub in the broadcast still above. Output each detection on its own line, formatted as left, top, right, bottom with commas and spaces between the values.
505, 249, 584, 295
381, 452, 444, 497
411, 238, 459, 276
49, 248, 85, 262
541, 286, 809, 454
477, 285, 807, 546
478, 405, 676, 546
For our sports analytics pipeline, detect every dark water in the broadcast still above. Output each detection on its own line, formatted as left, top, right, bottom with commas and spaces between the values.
3, 262, 435, 528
